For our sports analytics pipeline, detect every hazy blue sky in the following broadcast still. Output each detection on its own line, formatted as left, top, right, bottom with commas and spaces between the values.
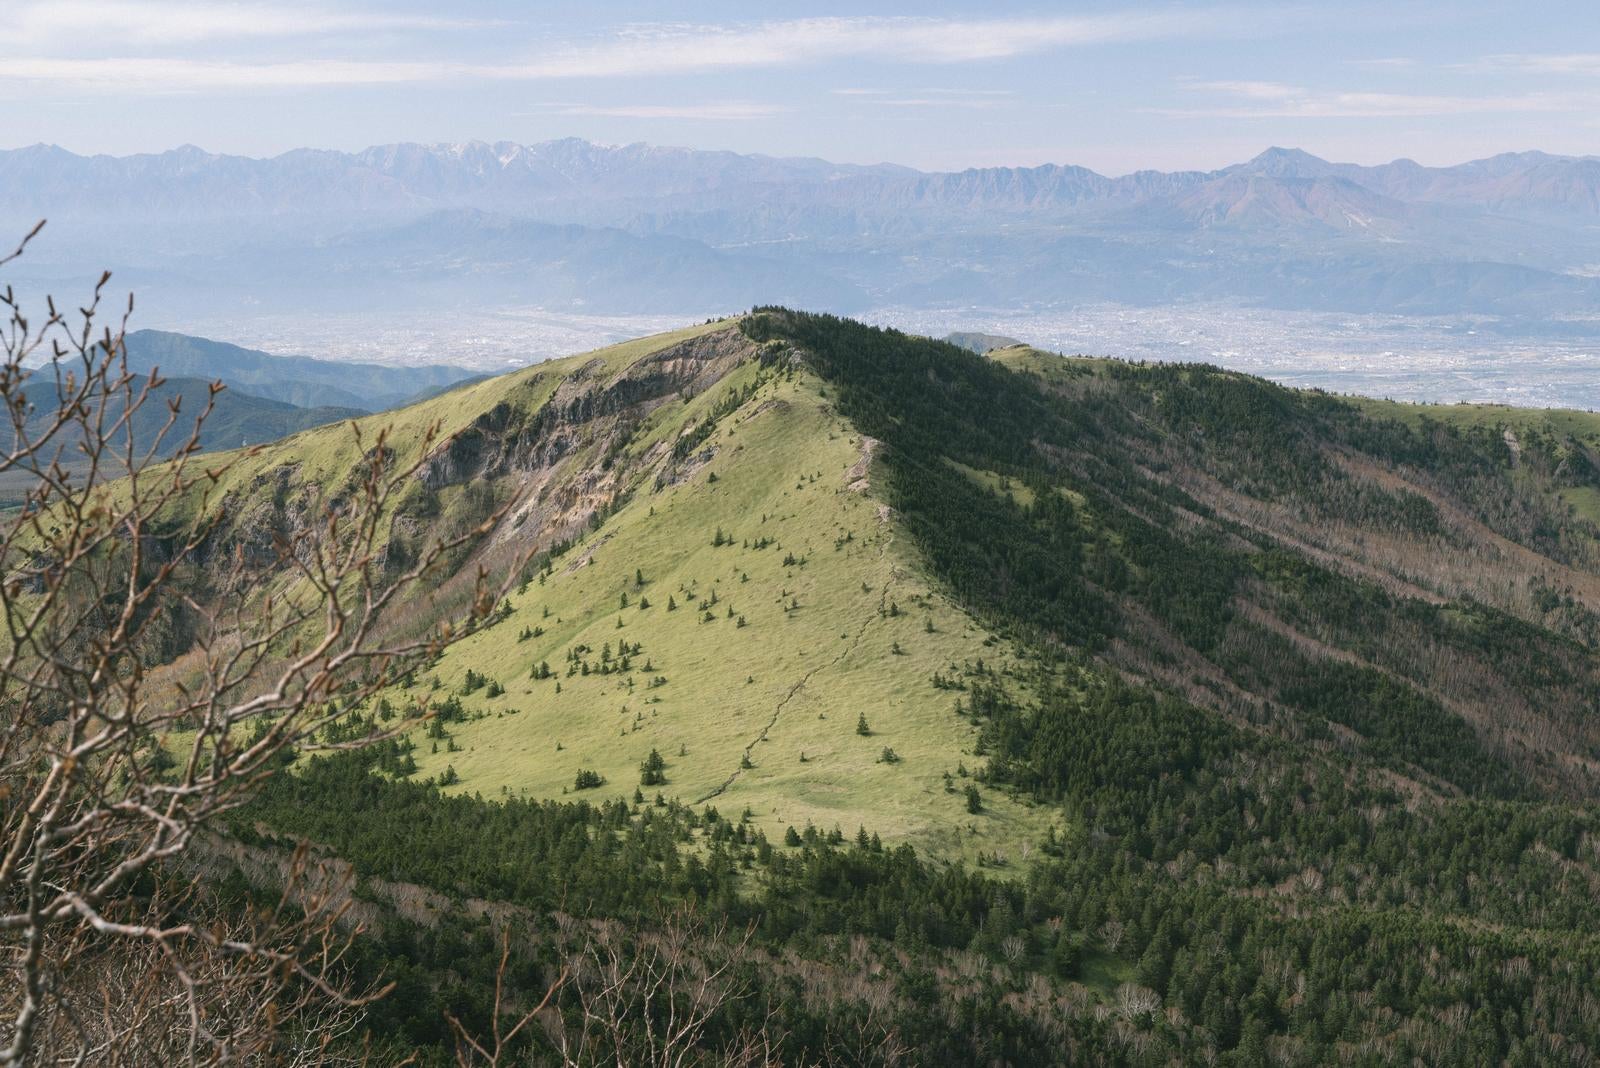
4, 1, 1597, 172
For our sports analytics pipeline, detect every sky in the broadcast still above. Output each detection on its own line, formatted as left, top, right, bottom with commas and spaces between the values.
3, 1, 1598, 174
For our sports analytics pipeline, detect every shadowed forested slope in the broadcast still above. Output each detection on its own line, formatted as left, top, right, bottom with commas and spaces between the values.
749, 308, 1600, 801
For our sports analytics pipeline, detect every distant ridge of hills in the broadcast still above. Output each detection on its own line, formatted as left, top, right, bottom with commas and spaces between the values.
3, 139, 1599, 322
5, 140, 1597, 222
121, 331, 477, 411
25, 375, 366, 454
0, 375, 364, 506
0, 332, 480, 505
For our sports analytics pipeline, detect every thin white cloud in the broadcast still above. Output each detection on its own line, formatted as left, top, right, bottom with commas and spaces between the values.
514, 14, 1249, 78
833, 88, 1014, 96
1185, 80, 1302, 101
1165, 80, 1597, 118
2, 57, 458, 91
1347, 57, 1417, 70
534, 102, 785, 121
1474, 53, 1600, 76
831, 87, 1016, 108
873, 97, 1012, 110
12, 1, 488, 47
3, 10, 1280, 93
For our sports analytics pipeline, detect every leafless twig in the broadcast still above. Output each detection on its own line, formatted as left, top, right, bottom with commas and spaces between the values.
0, 223, 523, 1066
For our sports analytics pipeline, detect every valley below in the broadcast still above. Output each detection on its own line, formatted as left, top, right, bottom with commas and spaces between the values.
143, 300, 1600, 411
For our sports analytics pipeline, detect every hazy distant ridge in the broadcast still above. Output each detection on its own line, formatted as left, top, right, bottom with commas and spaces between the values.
5, 140, 1597, 221
3, 139, 1597, 323
122, 330, 477, 410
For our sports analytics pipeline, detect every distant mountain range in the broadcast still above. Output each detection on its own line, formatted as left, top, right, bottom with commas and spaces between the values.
7, 140, 1597, 222
3, 139, 1598, 323
0, 374, 362, 506
0, 332, 479, 505
0, 139, 908, 222
23, 375, 365, 454
121, 330, 478, 411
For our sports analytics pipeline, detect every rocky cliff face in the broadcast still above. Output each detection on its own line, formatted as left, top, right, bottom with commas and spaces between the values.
177, 324, 762, 636
416, 328, 753, 491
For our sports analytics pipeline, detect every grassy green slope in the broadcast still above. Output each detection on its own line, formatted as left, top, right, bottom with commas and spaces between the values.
992, 343, 1600, 600
195, 321, 1600, 858
197, 319, 734, 505
390, 362, 1054, 860
167, 318, 1054, 862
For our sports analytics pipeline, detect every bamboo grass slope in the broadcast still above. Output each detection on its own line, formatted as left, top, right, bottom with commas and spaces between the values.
386, 354, 1055, 859
163, 316, 1052, 860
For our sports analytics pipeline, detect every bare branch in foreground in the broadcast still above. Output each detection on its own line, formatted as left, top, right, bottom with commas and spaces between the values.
0, 225, 525, 1066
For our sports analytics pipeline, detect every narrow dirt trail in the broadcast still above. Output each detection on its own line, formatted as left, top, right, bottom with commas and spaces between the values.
693, 533, 898, 805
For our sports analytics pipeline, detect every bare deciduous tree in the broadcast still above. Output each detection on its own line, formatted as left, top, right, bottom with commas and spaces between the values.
0, 224, 517, 1066
447, 929, 567, 1068
548, 909, 764, 1068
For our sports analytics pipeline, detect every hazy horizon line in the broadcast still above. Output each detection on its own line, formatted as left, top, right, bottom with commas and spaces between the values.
2, 136, 1590, 180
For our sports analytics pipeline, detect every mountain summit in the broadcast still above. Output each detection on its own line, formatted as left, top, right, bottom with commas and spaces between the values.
181, 311, 1600, 823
